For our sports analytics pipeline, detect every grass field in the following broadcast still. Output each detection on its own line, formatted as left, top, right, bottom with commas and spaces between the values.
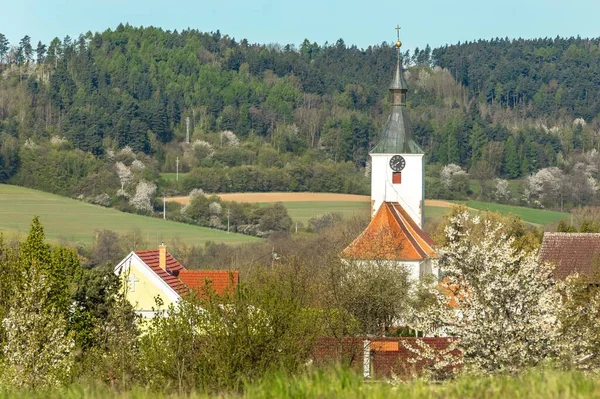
168, 192, 452, 225
0, 368, 597, 398
466, 201, 569, 225
161, 172, 188, 182
0, 184, 258, 247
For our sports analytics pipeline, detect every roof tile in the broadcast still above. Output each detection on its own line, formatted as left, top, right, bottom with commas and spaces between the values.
539, 233, 600, 280
178, 270, 239, 295
342, 202, 437, 261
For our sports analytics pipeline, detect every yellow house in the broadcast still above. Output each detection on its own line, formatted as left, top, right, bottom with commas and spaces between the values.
114, 244, 239, 318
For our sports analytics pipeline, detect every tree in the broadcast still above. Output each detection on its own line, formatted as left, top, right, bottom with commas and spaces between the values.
2, 264, 75, 388
259, 202, 292, 232
1, 218, 76, 388
19, 35, 32, 64
35, 41, 47, 64
504, 136, 521, 178
129, 180, 156, 212
426, 211, 559, 373
559, 270, 600, 370
0, 33, 9, 64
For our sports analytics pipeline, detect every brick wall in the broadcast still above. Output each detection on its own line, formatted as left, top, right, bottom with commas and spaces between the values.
313, 337, 460, 379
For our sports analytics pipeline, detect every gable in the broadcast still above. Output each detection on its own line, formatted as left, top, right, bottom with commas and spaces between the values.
114, 253, 181, 308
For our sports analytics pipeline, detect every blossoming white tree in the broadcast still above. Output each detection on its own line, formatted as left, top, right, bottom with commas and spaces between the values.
129, 181, 157, 212
440, 164, 467, 189
493, 178, 511, 203
219, 130, 240, 147
420, 211, 560, 373
116, 162, 133, 196
2, 265, 75, 388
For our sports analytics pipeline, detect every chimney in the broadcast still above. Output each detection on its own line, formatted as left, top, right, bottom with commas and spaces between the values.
159, 243, 167, 271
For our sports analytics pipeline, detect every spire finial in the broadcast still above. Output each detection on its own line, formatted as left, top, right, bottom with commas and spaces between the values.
395, 25, 402, 50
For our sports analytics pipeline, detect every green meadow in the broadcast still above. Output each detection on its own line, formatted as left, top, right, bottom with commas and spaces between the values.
255, 200, 449, 225
465, 201, 569, 225
0, 184, 258, 247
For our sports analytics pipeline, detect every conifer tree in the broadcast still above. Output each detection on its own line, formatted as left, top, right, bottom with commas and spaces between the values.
504, 136, 521, 178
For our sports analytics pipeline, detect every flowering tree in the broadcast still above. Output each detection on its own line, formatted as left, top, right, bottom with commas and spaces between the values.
116, 162, 133, 196
399, 338, 462, 380
424, 211, 560, 373
219, 130, 240, 147
493, 178, 511, 203
558, 272, 600, 370
2, 265, 75, 388
524, 167, 565, 208
131, 159, 145, 171
440, 164, 467, 189
129, 181, 157, 212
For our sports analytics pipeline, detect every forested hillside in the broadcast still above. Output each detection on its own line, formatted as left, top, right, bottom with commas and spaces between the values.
1, 26, 599, 211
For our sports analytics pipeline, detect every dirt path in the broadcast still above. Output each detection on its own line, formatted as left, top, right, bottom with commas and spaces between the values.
167, 192, 457, 207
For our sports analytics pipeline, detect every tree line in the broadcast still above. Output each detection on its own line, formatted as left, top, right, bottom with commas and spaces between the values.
1, 26, 599, 212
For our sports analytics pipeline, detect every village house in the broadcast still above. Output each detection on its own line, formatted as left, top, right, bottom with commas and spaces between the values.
114, 243, 239, 317
342, 36, 438, 280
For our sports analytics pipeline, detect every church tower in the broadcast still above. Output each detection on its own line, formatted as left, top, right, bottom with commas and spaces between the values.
370, 29, 425, 228
342, 27, 436, 281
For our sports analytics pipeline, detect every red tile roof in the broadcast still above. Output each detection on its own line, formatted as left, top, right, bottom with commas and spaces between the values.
539, 233, 600, 280
342, 202, 437, 261
178, 270, 239, 295
134, 249, 239, 296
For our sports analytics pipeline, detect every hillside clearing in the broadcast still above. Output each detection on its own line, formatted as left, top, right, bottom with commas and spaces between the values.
0, 184, 258, 247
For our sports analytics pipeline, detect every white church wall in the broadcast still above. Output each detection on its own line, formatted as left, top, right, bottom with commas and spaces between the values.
344, 258, 434, 282
371, 153, 424, 228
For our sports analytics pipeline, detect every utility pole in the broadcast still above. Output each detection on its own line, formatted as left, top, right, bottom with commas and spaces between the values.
227, 208, 230, 234
185, 117, 190, 144
163, 197, 166, 220
176, 157, 179, 181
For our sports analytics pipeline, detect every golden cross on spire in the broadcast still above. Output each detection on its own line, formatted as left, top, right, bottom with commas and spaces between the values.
395, 25, 402, 49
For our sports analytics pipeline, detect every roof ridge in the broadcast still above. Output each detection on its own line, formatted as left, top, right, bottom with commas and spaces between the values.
386, 203, 427, 258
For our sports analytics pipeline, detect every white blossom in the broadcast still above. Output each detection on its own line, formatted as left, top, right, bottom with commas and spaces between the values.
417, 211, 560, 373
116, 162, 133, 192
209, 201, 222, 215
2, 266, 75, 388
50, 136, 67, 145
493, 179, 511, 202
129, 181, 157, 212
131, 159, 145, 171
23, 138, 37, 149
220, 130, 240, 147
440, 164, 467, 189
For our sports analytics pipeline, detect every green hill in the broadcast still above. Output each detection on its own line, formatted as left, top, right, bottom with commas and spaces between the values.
465, 201, 569, 225
0, 184, 258, 247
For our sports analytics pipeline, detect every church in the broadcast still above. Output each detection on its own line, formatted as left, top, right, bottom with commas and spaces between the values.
342, 33, 438, 280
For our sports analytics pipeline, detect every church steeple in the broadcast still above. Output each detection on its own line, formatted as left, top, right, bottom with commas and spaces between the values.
371, 26, 423, 154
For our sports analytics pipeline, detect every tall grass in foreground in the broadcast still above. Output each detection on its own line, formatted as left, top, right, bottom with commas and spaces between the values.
1, 368, 600, 398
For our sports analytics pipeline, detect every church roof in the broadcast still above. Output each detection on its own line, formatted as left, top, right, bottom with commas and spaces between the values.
371, 43, 423, 155
342, 202, 437, 261
539, 233, 600, 280
135, 249, 239, 296
371, 106, 423, 154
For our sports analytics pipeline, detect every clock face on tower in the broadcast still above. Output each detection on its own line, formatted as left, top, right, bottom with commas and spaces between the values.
389, 155, 406, 172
